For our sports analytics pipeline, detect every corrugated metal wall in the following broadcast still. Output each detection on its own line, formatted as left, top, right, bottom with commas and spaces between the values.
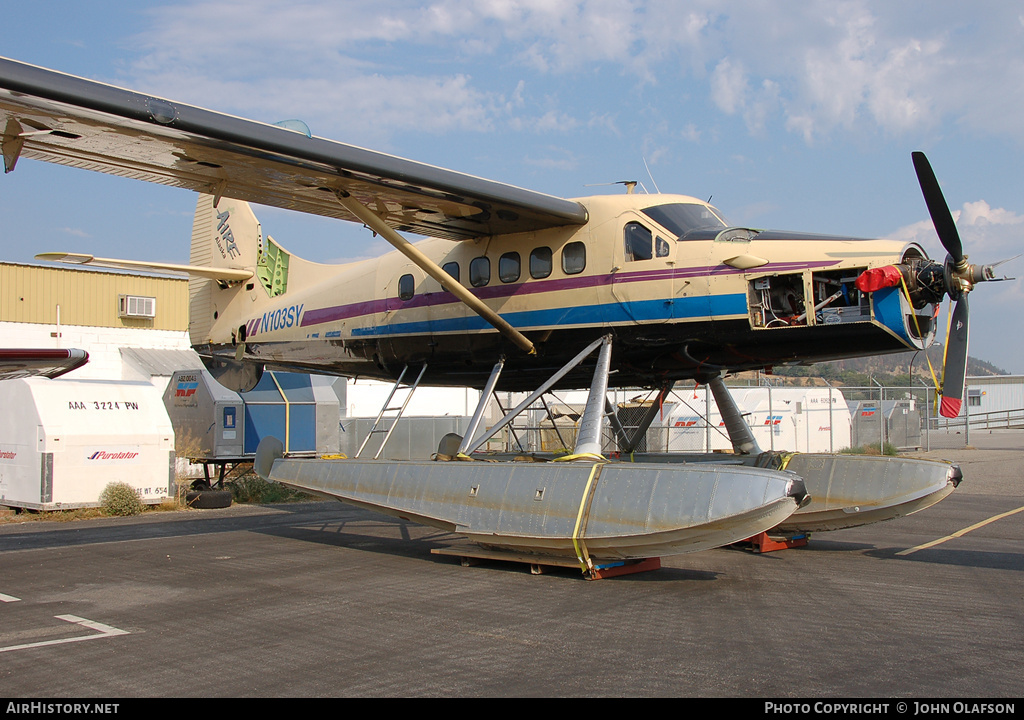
0, 263, 188, 331
969, 376, 1024, 414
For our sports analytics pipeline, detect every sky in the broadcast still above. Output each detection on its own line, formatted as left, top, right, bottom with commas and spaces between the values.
1, 0, 1022, 373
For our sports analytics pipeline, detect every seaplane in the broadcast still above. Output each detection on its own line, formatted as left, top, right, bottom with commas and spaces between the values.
0, 56, 998, 574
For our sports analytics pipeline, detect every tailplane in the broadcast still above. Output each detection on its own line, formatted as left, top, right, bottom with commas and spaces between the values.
35, 193, 299, 392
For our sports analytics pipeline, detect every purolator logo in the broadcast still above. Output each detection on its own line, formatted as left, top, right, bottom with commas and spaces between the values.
87, 450, 140, 461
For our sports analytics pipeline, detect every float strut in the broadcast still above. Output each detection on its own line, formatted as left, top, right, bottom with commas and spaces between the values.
574, 336, 613, 457
707, 374, 761, 455
606, 383, 674, 454
464, 335, 609, 455
458, 359, 505, 456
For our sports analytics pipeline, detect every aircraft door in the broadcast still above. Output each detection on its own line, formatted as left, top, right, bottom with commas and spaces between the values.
611, 219, 692, 323
671, 232, 713, 324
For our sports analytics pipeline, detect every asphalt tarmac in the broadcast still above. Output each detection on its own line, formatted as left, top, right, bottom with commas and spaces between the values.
1, 433, 1021, 698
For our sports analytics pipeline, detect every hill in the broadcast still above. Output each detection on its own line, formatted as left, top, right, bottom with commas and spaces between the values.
762, 345, 1007, 387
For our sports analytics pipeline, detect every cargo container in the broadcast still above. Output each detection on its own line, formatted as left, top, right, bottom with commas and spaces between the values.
163, 369, 341, 462
0, 378, 174, 509
851, 400, 922, 450
663, 387, 852, 454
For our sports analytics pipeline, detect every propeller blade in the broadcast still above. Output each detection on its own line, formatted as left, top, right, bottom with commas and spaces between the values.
913, 151, 964, 265
939, 297, 970, 418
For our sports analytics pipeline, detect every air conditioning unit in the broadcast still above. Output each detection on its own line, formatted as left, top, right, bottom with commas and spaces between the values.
118, 294, 156, 319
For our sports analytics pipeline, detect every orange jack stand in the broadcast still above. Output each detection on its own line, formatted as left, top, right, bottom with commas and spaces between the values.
744, 532, 808, 553
586, 557, 661, 580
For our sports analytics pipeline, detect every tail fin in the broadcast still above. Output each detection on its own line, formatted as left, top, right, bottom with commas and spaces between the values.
188, 194, 274, 346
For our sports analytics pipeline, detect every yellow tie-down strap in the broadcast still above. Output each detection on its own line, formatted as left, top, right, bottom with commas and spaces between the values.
572, 462, 605, 573
898, 274, 941, 393
554, 452, 606, 463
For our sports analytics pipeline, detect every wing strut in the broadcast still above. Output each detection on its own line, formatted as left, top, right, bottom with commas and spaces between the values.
332, 190, 536, 355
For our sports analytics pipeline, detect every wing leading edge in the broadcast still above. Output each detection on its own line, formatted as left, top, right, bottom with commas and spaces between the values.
0, 57, 588, 241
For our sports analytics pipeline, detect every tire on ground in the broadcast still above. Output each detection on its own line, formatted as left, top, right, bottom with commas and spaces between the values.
185, 489, 233, 509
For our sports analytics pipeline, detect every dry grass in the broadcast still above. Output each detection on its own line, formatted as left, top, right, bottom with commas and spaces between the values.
0, 498, 190, 525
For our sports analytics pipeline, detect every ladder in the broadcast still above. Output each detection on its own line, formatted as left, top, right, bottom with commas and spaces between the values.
355, 363, 428, 459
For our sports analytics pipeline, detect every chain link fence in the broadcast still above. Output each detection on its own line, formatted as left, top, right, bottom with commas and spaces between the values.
488, 384, 1024, 454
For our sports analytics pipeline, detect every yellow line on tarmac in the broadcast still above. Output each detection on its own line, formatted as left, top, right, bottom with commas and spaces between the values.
896, 504, 1024, 556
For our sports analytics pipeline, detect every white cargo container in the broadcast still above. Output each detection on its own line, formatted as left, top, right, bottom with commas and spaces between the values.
0, 378, 174, 510
664, 387, 851, 454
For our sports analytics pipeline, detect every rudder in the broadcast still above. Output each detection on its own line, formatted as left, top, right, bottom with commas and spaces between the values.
187, 195, 266, 346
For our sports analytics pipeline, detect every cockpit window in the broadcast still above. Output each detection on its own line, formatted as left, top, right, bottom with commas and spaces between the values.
642, 203, 729, 239
624, 222, 653, 262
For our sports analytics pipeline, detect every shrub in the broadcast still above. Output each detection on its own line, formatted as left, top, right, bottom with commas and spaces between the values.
99, 482, 144, 516
230, 469, 316, 504
839, 442, 899, 457
173, 430, 205, 507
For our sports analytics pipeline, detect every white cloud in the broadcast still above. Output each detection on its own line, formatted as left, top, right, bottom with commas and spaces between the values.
523, 147, 578, 171
888, 200, 1024, 372
710, 58, 747, 116
959, 200, 1024, 230
116, 1, 1024, 148
890, 200, 1024, 260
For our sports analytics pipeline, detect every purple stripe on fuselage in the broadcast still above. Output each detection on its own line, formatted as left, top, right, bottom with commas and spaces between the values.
299, 260, 838, 328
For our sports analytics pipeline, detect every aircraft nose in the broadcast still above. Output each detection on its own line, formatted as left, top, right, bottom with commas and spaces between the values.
786, 476, 812, 509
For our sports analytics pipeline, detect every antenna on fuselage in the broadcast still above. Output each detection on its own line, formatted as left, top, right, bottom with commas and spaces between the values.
643, 156, 661, 194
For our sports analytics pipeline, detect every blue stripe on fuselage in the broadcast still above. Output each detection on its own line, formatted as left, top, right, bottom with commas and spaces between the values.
350, 294, 747, 337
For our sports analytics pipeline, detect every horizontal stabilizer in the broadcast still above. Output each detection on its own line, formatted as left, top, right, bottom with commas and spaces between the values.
35, 252, 253, 282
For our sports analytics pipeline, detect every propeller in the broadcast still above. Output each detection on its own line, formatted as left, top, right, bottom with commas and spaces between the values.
911, 151, 996, 418
939, 296, 969, 418
913, 151, 964, 266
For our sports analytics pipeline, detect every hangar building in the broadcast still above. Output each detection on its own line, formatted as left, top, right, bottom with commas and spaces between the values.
0, 261, 194, 382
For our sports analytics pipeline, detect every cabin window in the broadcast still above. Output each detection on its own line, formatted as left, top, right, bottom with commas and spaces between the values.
656, 236, 670, 258
398, 273, 415, 301
624, 222, 653, 262
562, 242, 586, 275
530, 247, 552, 279
442, 261, 460, 286
470, 256, 490, 287
499, 252, 521, 283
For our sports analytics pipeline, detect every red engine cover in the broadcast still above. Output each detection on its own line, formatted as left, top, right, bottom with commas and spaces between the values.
855, 265, 904, 293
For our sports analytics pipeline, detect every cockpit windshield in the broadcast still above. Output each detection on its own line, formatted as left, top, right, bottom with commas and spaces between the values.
641, 203, 729, 239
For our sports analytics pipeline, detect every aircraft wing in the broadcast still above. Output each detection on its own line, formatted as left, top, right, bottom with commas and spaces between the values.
0, 348, 88, 381
0, 57, 588, 241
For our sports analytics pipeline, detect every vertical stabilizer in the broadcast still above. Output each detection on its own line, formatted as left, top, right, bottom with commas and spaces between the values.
188, 195, 264, 346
